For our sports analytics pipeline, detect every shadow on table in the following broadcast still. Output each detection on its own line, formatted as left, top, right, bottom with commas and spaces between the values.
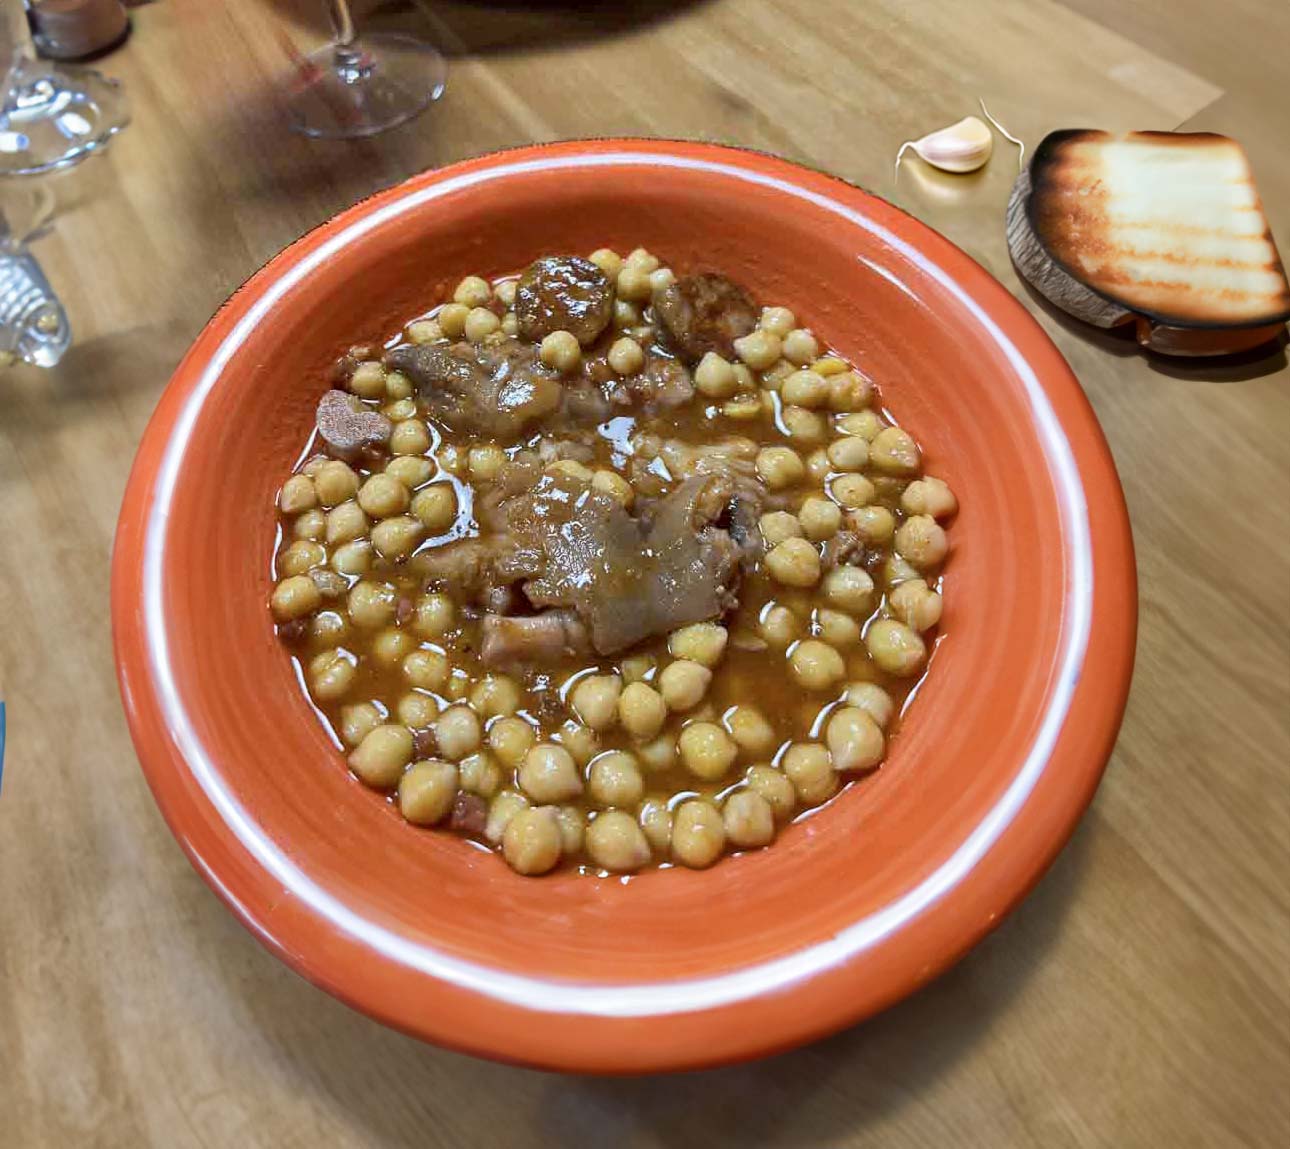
1015, 277, 1289, 383
195, 810, 1101, 1146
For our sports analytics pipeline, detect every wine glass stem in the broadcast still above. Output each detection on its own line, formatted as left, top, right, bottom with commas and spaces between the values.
327, 0, 357, 47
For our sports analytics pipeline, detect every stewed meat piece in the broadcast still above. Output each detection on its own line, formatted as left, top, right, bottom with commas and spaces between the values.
314, 389, 392, 459
654, 273, 758, 363
480, 611, 591, 667
606, 353, 695, 413
514, 256, 615, 347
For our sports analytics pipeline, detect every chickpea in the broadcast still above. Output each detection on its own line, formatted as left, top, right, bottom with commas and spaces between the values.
613, 299, 641, 329
484, 790, 530, 845
782, 369, 830, 408
826, 436, 869, 473
470, 674, 522, 719
586, 810, 650, 873
607, 336, 645, 375
503, 807, 563, 875
291, 509, 326, 541
279, 539, 326, 577
325, 500, 369, 547
385, 370, 413, 401
733, 329, 782, 371
616, 265, 652, 302
437, 303, 469, 338
695, 352, 738, 398
895, 515, 949, 570
722, 396, 763, 420
453, 275, 492, 308
726, 706, 777, 756
783, 743, 837, 804
844, 681, 896, 729
313, 460, 359, 508
279, 474, 318, 515
589, 248, 623, 278
637, 735, 677, 774
668, 622, 727, 668
837, 410, 885, 440
827, 707, 885, 772
309, 567, 348, 601
639, 798, 673, 854
870, 426, 922, 475
760, 511, 804, 547
519, 743, 583, 803
765, 537, 821, 587
325, 539, 368, 578
466, 445, 506, 484
390, 419, 431, 456
659, 659, 712, 711
889, 578, 944, 632
556, 720, 600, 767
554, 805, 586, 854
488, 715, 536, 769
494, 279, 518, 307
760, 603, 801, 647
308, 649, 356, 701
763, 359, 795, 389
672, 800, 726, 869
399, 760, 459, 825
733, 364, 757, 393
435, 705, 482, 760
538, 329, 581, 371
591, 468, 634, 507
756, 446, 805, 490
817, 608, 861, 649
618, 682, 667, 740
804, 447, 832, 484
348, 725, 413, 789
396, 691, 439, 729
783, 406, 828, 446
501, 313, 519, 336
620, 653, 656, 685
759, 306, 796, 337
723, 790, 775, 848
458, 750, 502, 799
827, 371, 873, 412
402, 648, 449, 692
625, 247, 659, 273
406, 318, 443, 345
349, 361, 387, 399
850, 505, 896, 545
271, 575, 322, 621
782, 328, 819, 366
884, 553, 922, 588
370, 516, 424, 561
789, 639, 846, 690
382, 398, 417, 422
865, 618, 927, 676
679, 722, 738, 781
310, 610, 349, 648
587, 751, 645, 808
830, 473, 876, 509
437, 444, 466, 476
798, 496, 842, 541
410, 485, 458, 533
340, 701, 382, 748
901, 475, 958, 519
461, 306, 499, 344
745, 765, 796, 822
371, 627, 415, 666
409, 592, 455, 639
547, 458, 593, 484
570, 674, 623, 732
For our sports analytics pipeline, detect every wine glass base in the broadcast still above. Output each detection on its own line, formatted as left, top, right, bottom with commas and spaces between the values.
284, 33, 446, 140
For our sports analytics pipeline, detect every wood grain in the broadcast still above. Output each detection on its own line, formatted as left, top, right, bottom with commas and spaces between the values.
2, 1, 1287, 1145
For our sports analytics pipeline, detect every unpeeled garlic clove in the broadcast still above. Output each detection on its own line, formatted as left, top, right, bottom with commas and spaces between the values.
897, 115, 994, 174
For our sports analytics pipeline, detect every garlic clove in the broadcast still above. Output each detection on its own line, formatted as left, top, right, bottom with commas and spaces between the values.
899, 115, 994, 174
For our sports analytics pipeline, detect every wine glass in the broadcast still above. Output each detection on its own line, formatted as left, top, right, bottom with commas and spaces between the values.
282, 0, 446, 139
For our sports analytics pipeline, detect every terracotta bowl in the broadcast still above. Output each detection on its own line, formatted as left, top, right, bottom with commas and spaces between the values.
112, 140, 1136, 1073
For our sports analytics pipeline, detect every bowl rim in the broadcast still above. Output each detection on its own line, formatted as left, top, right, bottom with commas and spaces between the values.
111, 137, 1137, 1073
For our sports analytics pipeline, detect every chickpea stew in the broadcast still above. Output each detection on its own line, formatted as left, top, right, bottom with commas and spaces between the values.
270, 248, 956, 877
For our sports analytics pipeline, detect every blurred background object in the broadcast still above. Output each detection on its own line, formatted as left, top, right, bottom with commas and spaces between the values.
23, 0, 130, 61
282, 0, 445, 138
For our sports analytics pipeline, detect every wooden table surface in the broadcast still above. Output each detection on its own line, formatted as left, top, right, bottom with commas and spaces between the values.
2, 1, 1287, 1145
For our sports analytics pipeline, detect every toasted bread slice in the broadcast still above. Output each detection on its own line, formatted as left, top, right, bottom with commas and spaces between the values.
1008, 130, 1290, 356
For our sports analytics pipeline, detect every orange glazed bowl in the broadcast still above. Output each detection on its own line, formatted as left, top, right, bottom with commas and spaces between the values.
112, 140, 1136, 1073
